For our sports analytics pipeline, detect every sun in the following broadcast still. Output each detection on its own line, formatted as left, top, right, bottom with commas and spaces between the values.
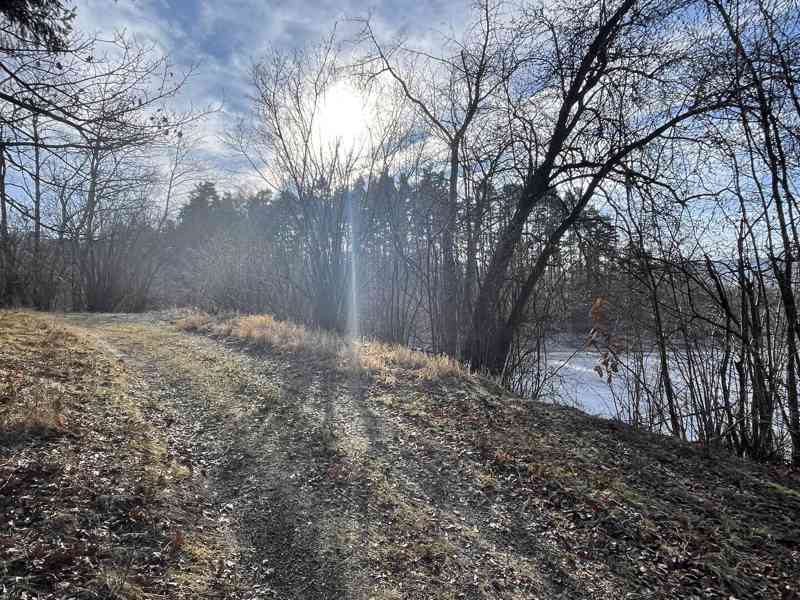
315, 81, 370, 153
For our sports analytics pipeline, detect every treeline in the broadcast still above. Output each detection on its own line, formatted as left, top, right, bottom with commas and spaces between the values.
2, 1, 800, 464
161, 179, 618, 339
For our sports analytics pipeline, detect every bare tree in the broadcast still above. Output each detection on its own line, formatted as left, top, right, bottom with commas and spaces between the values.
462, 0, 736, 372
358, 1, 520, 354
1, 19, 205, 309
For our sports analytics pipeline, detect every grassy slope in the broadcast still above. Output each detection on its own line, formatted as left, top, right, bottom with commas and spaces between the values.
0, 311, 237, 599
2, 310, 799, 599
177, 312, 800, 600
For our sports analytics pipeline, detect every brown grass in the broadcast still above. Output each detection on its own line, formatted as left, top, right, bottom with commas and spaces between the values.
0, 381, 66, 444
0, 314, 77, 445
176, 311, 471, 382
358, 340, 467, 380
0, 311, 235, 598
236, 314, 343, 356
175, 311, 212, 332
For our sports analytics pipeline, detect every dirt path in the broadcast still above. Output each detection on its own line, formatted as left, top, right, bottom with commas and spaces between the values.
62, 313, 372, 599
62, 313, 586, 600
59, 313, 800, 600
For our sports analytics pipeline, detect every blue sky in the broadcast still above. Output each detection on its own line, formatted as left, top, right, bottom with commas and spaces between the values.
74, 0, 469, 173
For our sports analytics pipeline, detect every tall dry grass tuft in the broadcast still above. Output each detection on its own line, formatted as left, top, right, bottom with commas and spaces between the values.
359, 341, 468, 381
234, 314, 343, 357
175, 312, 212, 332
176, 311, 472, 382
0, 381, 67, 444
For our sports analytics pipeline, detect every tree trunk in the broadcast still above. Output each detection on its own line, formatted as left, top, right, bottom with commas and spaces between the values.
645, 255, 682, 438
79, 145, 100, 311
463, 170, 550, 371
440, 142, 460, 356
785, 329, 800, 465
0, 143, 14, 306
32, 114, 43, 308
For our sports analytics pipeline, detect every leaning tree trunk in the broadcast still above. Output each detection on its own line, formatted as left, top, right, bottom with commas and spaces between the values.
463, 171, 551, 372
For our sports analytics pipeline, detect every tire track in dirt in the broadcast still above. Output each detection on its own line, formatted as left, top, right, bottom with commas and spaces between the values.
64, 313, 604, 599
67, 314, 380, 599
50, 312, 800, 599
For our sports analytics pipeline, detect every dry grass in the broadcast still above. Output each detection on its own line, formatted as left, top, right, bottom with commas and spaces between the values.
236, 314, 344, 357
0, 381, 66, 445
0, 314, 76, 446
175, 311, 212, 332
359, 340, 467, 380
0, 311, 236, 599
52, 311, 800, 598
176, 311, 471, 382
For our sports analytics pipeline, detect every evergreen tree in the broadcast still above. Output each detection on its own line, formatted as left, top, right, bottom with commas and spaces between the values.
177, 182, 219, 247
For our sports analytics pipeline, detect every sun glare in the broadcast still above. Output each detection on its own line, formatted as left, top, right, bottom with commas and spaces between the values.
315, 82, 370, 153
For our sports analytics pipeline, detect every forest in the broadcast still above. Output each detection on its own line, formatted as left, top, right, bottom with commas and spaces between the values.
2, 0, 800, 467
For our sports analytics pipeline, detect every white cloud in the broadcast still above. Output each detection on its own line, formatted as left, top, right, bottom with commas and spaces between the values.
72, 0, 472, 190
